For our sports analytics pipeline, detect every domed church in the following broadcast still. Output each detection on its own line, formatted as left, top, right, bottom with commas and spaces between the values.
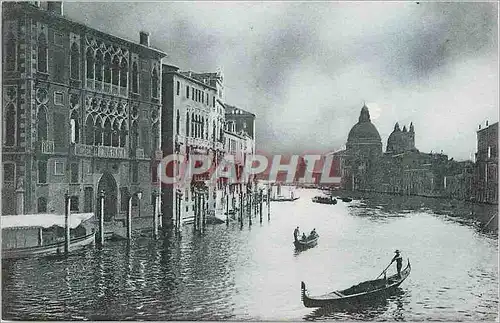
386, 122, 418, 154
346, 104, 383, 158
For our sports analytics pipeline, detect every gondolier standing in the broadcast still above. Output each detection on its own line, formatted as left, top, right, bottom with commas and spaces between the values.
294, 226, 300, 242
391, 250, 403, 277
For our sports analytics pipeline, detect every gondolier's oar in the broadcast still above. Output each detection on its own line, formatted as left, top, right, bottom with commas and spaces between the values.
376, 260, 393, 279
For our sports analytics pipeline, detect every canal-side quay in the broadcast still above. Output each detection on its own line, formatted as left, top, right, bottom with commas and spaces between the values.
2, 188, 498, 321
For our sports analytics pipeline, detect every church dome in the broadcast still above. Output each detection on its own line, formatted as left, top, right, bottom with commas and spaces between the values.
347, 105, 382, 143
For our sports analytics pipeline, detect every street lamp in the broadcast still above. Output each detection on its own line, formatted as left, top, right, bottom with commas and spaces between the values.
136, 190, 143, 217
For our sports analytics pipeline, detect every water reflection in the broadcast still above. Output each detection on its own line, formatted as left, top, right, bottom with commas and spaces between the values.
2, 189, 497, 321
304, 288, 407, 321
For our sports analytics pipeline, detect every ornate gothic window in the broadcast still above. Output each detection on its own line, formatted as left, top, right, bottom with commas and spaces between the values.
132, 62, 138, 93
5, 103, 16, 146
94, 116, 102, 145
120, 59, 128, 88
37, 106, 48, 141
151, 67, 159, 98
111, 120, 119, 147
103, 118, 112, 146
70, 43, 80, 79
5, 32, 16, 72
119, 121, 127, 148
85, 116, 94, 145
112, 56, 120, 86
104, 52, 111, 83
37, 33, 48, 73
86, 48, 94, 79
186, 113, 190, 137
95, 51, 104, 82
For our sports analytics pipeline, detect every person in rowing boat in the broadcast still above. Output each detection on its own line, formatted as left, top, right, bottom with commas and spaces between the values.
391, 249, 403, 277
294, 226, 300, 242
309, 228, 317, 238
301, 233, 307, 241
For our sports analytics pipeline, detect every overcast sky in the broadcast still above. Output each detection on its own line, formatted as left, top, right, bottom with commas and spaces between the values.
64, 1, 498, 161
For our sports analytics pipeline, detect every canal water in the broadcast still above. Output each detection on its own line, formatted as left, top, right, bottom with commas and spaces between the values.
2, 189, 498, 321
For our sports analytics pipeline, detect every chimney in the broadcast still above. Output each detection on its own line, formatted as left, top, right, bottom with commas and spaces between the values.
139, 31, 150, 47
47, 1, 63, 15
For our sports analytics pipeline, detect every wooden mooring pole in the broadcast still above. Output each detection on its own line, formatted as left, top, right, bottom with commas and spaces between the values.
127, 194, 132, 241
98, 190, 105, 247
64, 192, 71, 255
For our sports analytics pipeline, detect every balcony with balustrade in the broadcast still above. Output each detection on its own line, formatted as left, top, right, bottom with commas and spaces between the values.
37, 140, 55, 155
73, 143, 128, 159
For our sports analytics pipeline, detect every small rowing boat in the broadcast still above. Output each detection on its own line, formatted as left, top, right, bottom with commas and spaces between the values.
294, 232, 319, 250
301, 259, 411, 308
341, 197, 353, 202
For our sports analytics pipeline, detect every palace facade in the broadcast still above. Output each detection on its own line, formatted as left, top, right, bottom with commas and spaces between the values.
2, 2, 166, 220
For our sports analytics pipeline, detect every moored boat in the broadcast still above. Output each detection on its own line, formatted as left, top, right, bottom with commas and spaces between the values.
2, 213, 95, 259
271, 195, 300, 202
301, 259, 411, 308
312, 196, 337, 205
341, 197, 353, 202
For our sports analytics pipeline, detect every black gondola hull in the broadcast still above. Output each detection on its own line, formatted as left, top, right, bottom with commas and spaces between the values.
301, 260, 411, 308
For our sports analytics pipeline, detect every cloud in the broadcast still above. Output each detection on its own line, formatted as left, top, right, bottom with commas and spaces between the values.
63, 2, 498, 160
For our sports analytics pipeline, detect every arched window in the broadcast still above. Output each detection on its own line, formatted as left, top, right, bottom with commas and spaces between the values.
120, 58, 128, 88
94, 116, 102, 145
151, 67, 159, 98
201, 118, 205, 139
3, 163, 15, 183
86, 48, 94, 79
95, 51, 104, 82
70, 42, 80, 79
103, 118, 112, 146
205, 118, 209, 139
191, 113, 196, 138
37, 33, 47, 73
5, 32, 16, 72
131, 121, 138, 151
111, 120, 119, 147
38, 197, 47, 212
104, 52, 111, 83
119, 121, 127, 148
5, 103, 16, 146
85, 116, 94, 145
132, 62, 138, 93
70, 111, 79, 143
152, 122, 159, 152
176, 110, 180, 135
186, 113, 190, 137
37, 106, 48, 141
212, 121, 216, 141
112, 56, 120, 86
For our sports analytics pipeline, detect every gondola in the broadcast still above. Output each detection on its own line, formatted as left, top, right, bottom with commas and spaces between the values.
294, 232, 319, 250
341, 197, 353, 202
312, 196, 337, 205
301, 259, 411, 308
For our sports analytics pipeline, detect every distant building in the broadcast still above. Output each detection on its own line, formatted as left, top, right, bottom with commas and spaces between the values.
2, 2, 166, 218
474, 121, 498, 204
341, 104, 474, 199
